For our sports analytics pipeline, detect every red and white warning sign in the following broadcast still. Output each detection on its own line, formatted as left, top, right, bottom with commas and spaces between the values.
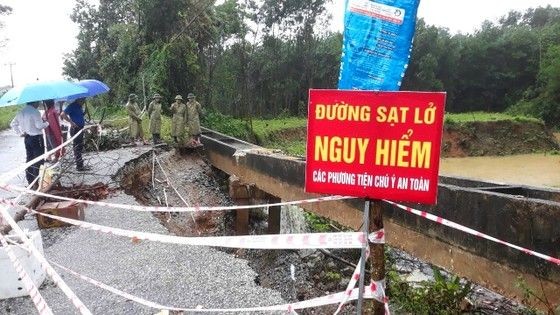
305, 89, 446, 204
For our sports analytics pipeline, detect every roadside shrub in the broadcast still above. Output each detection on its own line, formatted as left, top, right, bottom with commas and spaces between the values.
508, 98, 560, 128
388, 267, 472, 314
0, 105, 20, 131
202, 110, 250, 140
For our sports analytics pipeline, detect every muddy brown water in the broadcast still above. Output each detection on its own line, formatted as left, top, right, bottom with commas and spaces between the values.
440, 153, 560, 188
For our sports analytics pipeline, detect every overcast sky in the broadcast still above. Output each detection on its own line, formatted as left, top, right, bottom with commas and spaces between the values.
0, 0, 559, 87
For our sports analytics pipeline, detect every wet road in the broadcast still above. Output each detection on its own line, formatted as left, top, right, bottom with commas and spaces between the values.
0, 129, 30, 225
0, 139, 285, 314
0, 129, 27, 199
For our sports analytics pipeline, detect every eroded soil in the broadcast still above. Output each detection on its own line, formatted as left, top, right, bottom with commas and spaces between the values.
116, 148, 531, 314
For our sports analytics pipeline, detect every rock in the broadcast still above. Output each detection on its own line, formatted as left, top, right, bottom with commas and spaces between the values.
304, 252, 320, 261
460, 297, 474, 312
342, 267, 353, 273
405, 269, 431, 286
297, 249, 315, 258
326, 261, 336, 269
339, 277, 350, 288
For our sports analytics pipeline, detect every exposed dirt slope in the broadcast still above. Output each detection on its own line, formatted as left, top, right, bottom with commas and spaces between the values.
442, 121, 559, 157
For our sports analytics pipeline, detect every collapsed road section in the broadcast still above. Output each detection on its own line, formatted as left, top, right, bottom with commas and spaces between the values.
200, 127, 560, 312
0, 145, 285, 314
0, 130, 551, 314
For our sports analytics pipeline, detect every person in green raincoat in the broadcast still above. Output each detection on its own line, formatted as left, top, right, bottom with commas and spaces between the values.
147, 93, 163, 144
126, 93, 145, 143
170, 95, 186, 143
186, 93, 204, 146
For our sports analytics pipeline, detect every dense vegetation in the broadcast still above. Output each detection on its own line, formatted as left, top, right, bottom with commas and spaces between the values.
62, 2, 560, 127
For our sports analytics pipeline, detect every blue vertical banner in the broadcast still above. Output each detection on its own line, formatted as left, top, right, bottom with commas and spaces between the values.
338, 0, 421, 91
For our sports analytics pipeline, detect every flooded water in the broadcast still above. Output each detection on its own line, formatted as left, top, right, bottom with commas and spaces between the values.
440, 153, 560, 188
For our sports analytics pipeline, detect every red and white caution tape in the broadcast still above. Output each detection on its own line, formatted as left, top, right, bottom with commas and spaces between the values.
17, 206, 365, 250
369, 229, 385, 244
334, 255, 369, 314
0, 125, 92, 184
335, 230, 389, 315
0, 207, 92, 315
1, 184, 354, 213
0, 233, 53, 315
385, 200, 560, 266
50, 260, 383, 313
0, 176, 38, 227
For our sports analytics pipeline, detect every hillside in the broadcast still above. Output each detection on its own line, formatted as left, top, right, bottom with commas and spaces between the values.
245, 114, 559, 158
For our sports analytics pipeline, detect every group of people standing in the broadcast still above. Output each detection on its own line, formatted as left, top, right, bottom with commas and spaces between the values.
9, 91, 202, 187
10, 98, 88, 186
126, 92, 203, 146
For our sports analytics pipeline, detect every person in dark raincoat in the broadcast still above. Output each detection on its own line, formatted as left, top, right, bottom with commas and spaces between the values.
147, 93, 163, 144
126, 93, 145, 143
186, 93, 203, 146
170, 95, 186, 143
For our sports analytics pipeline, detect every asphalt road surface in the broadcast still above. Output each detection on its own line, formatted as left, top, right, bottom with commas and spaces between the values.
0, 134, 285, 314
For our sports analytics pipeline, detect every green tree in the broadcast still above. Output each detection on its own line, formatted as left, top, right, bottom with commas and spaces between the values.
63, 0, 103, 80
522, 5, 560, 28
537, 45, 560, 124
62, 0, 560, 126
402, 19, 457, 104
64, 0, 217, 107
98, 23, 143, 103
510, 45, 560, 126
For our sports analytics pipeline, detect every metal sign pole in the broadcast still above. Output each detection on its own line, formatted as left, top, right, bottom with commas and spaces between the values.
370, 200, 386, 314
356, 199, 370, 314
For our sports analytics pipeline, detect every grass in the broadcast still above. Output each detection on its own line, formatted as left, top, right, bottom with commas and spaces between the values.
246, 117, 307, 155
91, 108, 547, 156
251, 117, 307, 140
248, 113, 537, 130
267, 140, 306, 156
445, 112, 541, 124
0, 105, 22, 130
102, 112, 177, 142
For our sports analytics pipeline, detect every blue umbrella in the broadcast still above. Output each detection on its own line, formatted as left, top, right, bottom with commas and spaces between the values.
0, 80, 88, 107
76, 79, 110, 97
